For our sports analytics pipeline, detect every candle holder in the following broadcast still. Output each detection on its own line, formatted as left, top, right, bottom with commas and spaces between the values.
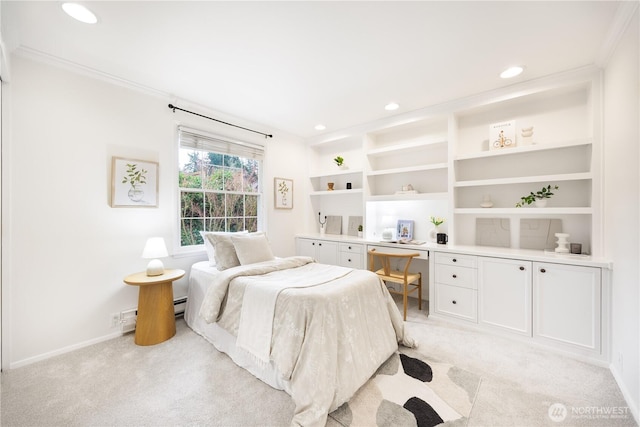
555, 233, 570, 253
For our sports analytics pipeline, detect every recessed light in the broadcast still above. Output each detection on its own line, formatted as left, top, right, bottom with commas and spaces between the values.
500, 66, 524, 79
385, 102, 399, 111
314, 124, 326, 131
62, 3, 98, 24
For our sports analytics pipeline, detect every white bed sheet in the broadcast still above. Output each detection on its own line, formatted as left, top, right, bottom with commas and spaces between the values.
184, 261, 292, 394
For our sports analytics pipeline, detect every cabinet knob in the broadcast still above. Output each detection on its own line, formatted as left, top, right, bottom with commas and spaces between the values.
540, 268, 546, 273
519, 266, 525, 271
452, 300, 457, 305
348, 259, 351, 262
319, 243, 322, 246
348, 246, 352, 249
452, 274, 457, 278
452, 258, 457, 262
312, 243, 315, 246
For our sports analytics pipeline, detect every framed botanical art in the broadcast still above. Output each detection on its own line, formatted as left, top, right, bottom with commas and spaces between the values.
111, 157, 159, 207
274, 177, 293, 209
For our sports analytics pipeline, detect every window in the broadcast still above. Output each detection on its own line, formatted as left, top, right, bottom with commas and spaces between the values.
178, 126, 264, 247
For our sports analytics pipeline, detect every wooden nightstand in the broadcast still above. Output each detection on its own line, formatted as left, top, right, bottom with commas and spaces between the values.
123, 269, 185, 346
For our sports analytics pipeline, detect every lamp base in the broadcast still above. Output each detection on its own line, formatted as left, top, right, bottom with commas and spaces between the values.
146, 259, 165, 276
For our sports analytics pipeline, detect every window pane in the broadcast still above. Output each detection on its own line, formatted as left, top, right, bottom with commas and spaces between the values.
204, 193, 225, 218
245, 195, 258, 216
205, 218, 226, 232
243, 159, 260, 193
181, 219, 203, 246
181, 191, 204, 217
224, 167, 243, 191
204, 164, 225, 191
179, 149, 202, 189
228, 218, 244, 232
246, 217, 258, 232
226, 193, 243, 217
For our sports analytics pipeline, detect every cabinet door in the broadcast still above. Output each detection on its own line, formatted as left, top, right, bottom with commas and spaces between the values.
316, 240, 338, 265
533, 263, 601, 352
296, 238, 317, 258
478, 257, 532, 336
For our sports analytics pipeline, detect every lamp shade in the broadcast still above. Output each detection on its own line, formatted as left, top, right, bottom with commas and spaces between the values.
142, 237, 168, 259
142, 237, 168, 276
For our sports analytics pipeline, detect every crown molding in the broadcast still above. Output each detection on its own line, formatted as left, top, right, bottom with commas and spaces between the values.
14, 45, 168, 99
595, 1, 639, 67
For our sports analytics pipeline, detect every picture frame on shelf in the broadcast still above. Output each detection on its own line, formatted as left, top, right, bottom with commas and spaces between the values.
111, 157, 158, 208
274, 177, 293, 209
397, 219, 414, 241
489, 120, 516, 150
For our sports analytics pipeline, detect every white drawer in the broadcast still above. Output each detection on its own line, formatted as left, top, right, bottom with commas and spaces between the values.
435, 283, 477, 322
435, 264, 477, 289
435, 252, 477, 268
339, 252, 363, 269
340, 243, 363, 254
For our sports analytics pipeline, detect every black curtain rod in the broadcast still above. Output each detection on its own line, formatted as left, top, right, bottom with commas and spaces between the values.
168, 104, 273, 139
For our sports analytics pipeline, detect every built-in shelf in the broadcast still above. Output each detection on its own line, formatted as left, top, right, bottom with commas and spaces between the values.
454, 172, 592, 188
310, 189, 364, 196
367, 138, 447, 157
366, 192, 449, 202
454, 207, 593, 215
454, 138, 593, 161
309, 169, 363, 179
367, 163, 448, 177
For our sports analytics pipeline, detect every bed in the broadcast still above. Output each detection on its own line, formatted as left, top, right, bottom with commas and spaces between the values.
184, 232, 415, 427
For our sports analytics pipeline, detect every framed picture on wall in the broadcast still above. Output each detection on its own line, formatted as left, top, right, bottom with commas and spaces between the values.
274, 177, 293, 209
111, 157, 159, 207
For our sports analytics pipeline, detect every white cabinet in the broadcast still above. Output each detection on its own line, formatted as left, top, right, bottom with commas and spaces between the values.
433, 252, 477, 322
478, 257, 532, 336
296, 238, 338, 265
533, 262, 601, 353
338, 243, 364, 269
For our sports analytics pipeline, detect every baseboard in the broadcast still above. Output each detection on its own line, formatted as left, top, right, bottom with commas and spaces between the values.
609, 363, 640, 424
10, 330, 123, 370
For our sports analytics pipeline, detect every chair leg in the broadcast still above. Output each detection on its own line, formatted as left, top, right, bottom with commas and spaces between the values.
418, 274, 422, 310
403, 284, 408, 321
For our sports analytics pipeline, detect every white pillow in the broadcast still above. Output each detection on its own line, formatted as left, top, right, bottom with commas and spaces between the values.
200, 230, 247, 267
231, 233, 275, 266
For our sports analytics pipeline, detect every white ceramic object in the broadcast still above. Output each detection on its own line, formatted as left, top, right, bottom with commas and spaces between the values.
555, 233, 570, 253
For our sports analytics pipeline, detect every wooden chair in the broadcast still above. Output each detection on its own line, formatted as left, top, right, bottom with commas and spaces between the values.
368, 249, 422, 320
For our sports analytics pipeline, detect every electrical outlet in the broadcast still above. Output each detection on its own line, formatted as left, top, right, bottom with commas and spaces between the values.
110, 313, 120, 328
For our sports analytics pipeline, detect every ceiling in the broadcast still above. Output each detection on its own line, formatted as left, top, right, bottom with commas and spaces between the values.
2, 1, 624, 139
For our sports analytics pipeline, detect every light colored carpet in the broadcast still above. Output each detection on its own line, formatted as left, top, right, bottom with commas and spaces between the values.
1, 296, 636, 427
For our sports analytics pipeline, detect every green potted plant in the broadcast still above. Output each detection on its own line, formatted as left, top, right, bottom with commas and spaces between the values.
516, 185, 559, 207
122, 163, 148, 202
334, 156, 345, 168
357, 224, 363, 237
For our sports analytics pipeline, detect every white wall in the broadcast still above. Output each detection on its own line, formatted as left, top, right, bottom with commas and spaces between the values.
2, 54, 306, 367
603, 7, 640, 420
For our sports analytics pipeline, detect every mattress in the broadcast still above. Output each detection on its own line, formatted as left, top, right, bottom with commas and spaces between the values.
184, 261, 291, 393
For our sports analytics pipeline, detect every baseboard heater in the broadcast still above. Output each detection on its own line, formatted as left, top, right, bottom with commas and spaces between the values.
121, 296, 187, 333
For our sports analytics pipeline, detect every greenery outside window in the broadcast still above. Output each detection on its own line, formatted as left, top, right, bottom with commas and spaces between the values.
178, 126, 264, 247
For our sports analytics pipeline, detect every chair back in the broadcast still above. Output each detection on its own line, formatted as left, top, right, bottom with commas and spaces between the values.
368, 248, 420, 280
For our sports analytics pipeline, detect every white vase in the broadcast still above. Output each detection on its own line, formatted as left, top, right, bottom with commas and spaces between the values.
555, 233, 570, 253
480, 194, 493, 208
429, 226, 439, 242
535, 199, 547, 208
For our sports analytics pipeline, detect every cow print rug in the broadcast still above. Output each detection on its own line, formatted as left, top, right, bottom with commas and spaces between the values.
328, 349, 481, 427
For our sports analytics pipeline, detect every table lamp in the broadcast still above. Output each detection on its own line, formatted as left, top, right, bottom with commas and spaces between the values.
142, 237, 168, 276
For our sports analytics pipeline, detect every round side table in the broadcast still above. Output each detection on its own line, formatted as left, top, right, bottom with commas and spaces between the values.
123, 269, 185, 346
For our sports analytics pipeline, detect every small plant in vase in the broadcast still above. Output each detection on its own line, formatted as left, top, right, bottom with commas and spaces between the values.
515, 185, 559, 208
122, 163, 148, 202
357, 224, 363, 237
429, 216, 445, 242
334, 156, 346, 169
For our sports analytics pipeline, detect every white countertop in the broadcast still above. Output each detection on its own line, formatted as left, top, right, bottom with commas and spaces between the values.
296, 233, 612, 269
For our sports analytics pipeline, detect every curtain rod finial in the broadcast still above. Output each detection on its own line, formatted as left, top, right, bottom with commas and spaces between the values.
168, 103, 176, 112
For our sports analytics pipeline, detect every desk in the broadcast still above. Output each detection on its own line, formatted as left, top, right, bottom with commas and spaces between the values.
123, 269, 185, 346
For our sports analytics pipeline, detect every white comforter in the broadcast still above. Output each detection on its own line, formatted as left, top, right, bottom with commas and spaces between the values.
199, 256, 415, 427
